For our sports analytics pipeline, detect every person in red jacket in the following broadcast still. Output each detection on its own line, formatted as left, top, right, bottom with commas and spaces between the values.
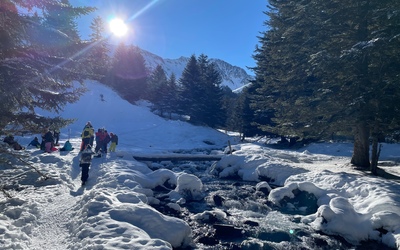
102, 130, 111, 154
94, 128, 105, 154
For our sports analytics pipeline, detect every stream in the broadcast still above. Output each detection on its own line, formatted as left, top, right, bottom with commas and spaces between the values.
148, 160, 394, 250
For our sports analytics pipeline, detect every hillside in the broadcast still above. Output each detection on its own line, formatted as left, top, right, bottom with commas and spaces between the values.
35, 80, 231, 153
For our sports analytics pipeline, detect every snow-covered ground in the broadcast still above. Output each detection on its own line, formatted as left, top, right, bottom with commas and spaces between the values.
1, 81, 400, 249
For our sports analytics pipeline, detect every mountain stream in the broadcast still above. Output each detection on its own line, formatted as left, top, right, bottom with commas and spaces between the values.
148, 160, 394, 250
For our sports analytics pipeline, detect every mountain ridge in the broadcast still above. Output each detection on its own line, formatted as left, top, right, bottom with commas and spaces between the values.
137, 48, 253, 91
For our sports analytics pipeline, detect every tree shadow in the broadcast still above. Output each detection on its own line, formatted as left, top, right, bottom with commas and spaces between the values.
376, 167, 400, 181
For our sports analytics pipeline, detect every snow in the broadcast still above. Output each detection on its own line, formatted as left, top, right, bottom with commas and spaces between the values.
1, 80, 400, 249
214, 143, 400, 248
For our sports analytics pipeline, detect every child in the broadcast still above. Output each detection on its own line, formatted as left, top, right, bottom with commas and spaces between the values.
28, 137, 41, 148
59, 140, 73, 151
79, 145, 94, 186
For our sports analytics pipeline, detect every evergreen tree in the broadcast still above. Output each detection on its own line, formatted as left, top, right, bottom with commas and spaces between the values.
87, 16, 110, 81
164, 73, 178, 119
224, 90, 243, 137
252, 0, 330, 140
228, 83, 274, 141
0, 0, 95, 132
178, 55, 202, 122
198, 55, 225, 128
147, 65, 169, 116
178, 54, 225, 127
109, 44, 148, 102
252, 0, 400, 172
40, 0, 93, 48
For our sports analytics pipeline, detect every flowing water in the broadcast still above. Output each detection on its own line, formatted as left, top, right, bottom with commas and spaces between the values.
150, 161, 395, 250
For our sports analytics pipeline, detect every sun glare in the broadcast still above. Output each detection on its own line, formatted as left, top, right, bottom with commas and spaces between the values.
109, 18, 128, 37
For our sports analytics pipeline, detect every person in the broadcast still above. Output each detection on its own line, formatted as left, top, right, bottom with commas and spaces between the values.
3, 134, 24, 150
40, 130, 46, 150
3, 134, 14, 145
94, 128, 105, 154
28, 137, 41, 148
83, 121, 95, 147
79, 144, 94, 186
43, 128, 54, 153
53, 129, 60, 146
102, 130, 111, 154
81, 121, 94, 151
109, 132, 118, 152
59, 140, 73, 151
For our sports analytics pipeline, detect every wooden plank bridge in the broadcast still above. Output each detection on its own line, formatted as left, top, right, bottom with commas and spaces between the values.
132, 153, 224, 162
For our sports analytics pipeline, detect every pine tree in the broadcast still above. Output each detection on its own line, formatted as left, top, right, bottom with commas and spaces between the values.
87, 16, 110, 81
198, 55, 225, 128
147, 65, 169, 116
42, 0, 81, 43
164, 73, 178, 119
305, 0, 400, 171
178, 55, 202, 122
252, 0, 400, 172
178, 54, 225, 127
0, 0, 95, 132
252, 0, 332, 140
109, 44, 148, 102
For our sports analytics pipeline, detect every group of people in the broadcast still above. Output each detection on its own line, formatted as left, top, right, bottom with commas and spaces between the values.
4, 122, 119, 186
42, 128, 57, 153
80, 121, 118, 156
79, 121, 119, 186
27, 128, 72, 153
3, 128, 66, 153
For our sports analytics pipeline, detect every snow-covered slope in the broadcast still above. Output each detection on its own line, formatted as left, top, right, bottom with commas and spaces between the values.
139, 48, 253, 91
35, 80, 231, 154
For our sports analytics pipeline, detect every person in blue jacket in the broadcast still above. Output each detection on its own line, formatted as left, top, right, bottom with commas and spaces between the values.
60, 140, 73, 151
28, 137, 41, 148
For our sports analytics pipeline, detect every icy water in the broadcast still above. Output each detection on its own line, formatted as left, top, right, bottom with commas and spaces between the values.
150, 161, 395, 250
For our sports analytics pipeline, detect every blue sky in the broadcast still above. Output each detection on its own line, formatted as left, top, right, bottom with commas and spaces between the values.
71, 0, 267, 75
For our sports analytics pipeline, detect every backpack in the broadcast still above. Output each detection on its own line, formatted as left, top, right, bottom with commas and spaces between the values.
82, 127, 92, 138
80, 150, 93, 164
114, 135, 119, 145
104, 134, 111, 144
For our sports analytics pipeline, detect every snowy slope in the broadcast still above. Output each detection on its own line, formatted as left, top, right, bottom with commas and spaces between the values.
35, 80, 232, 154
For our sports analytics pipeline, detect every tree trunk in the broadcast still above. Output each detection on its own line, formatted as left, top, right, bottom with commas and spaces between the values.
370, 137, 379, 175
370, 121, 382, 176
351, 122, 370, 168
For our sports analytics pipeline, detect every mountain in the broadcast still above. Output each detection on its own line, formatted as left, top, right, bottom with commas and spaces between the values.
138, 48, 254, 91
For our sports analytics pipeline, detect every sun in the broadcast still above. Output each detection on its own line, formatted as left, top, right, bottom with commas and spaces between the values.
109, 18, 128, 37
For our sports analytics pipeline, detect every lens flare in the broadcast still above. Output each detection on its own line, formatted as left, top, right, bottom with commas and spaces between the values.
109, 18, 128, 37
